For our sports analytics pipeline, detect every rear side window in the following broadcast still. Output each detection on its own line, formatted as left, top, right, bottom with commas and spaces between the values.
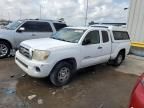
53, 23, 67, 31
38, 22, 53, 32
21, 21, 52, 32
101, 31, 109, 43
113, 31, 130, 40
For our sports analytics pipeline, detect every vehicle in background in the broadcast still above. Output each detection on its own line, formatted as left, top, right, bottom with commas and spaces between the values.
15, 25, 130, 86
0, 19, 67, 58
129, 73, 144, 108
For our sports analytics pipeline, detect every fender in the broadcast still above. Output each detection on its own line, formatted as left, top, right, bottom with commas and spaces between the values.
110, 42, 129, 60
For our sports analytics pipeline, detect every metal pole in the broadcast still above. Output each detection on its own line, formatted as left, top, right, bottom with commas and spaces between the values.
40, 5, 42, 19
0, 13, 3, 20
20, 9, 22, 19
85, 0, 88, 26
8, 12, 10, 21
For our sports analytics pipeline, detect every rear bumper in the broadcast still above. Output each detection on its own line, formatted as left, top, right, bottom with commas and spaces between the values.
15, 51, 53, 78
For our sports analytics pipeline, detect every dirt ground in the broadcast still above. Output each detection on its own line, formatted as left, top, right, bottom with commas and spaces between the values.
0, 55, 143, 108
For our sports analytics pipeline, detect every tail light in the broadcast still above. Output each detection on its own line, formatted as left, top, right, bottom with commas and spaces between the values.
129, 73, 144, 108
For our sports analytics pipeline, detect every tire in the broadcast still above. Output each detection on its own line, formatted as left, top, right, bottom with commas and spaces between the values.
50, 61, 73, 87
112, 52, 125, 66
0, 41, 11, 59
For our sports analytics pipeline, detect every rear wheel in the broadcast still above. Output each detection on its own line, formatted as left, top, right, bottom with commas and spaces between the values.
50, 61, 73, 87
112, 52, 125, 66
0, 41, 11, 59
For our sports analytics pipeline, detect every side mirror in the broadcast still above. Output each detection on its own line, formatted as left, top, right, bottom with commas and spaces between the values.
82, 39, 91, 45
17, 27, 25, 33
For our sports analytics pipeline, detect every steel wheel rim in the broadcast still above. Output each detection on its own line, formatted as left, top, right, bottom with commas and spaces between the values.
58, 67, 70, 83
0, 44, 8, 57
117, 55, 123, 64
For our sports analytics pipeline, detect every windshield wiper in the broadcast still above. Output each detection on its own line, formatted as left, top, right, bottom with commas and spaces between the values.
4, 26, 12, 30
3, 26, 8, 29
57, 38, 72, 42
51, 37, 72, 43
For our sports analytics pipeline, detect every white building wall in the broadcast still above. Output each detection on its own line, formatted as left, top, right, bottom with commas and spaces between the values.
128, 0, 144, 43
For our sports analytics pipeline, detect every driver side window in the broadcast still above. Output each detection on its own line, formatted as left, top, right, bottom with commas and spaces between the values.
19, 21, 52, 32
20, 21, 35, 32
82, 30, 100, 45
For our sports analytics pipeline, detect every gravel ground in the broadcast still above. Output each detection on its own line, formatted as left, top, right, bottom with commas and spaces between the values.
0, 55, 143, 108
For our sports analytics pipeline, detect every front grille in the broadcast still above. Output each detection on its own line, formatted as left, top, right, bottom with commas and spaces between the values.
19, 46, 31, 59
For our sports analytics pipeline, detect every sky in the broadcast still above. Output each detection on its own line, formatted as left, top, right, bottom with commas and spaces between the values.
0, 0, 130, 26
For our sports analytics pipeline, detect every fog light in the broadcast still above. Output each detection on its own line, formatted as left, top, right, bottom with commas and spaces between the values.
35, 67, 41, 72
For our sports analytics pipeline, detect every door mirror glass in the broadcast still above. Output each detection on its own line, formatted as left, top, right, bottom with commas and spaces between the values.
17, 27, 25, 32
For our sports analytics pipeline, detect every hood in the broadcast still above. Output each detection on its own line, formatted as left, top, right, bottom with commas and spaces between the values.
21, 38, 77, 50
0, 29, 13, 36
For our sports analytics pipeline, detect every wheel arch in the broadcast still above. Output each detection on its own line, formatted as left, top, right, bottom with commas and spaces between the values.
118, 48, 126, 60
0, 38, 12, 49
51, 57, 77, 72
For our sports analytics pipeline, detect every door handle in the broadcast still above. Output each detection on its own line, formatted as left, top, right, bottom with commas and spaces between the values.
32, 34, 36, 36
98, 46, 103, 49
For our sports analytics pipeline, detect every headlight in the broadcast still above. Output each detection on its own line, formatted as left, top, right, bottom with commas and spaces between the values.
32, 50, 50, 61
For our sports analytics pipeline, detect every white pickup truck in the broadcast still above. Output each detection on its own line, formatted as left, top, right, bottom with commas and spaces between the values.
15, 25, 131, 86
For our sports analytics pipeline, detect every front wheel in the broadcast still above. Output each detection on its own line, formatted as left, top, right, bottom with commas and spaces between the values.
0, 41, 11, 59
50, 62, 73, 87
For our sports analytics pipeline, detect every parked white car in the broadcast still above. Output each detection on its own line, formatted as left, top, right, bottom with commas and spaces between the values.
0, 19, 67, 58
15, 25, 131, 86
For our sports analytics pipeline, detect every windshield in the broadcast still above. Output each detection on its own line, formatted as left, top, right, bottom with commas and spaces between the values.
6, 20, 24, 30
52, 28, 86, 43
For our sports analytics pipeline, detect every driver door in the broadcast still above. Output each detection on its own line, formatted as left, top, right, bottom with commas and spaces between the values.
14, 21, 53, 48
14, 21, 38, 48
80, 30, 103, 68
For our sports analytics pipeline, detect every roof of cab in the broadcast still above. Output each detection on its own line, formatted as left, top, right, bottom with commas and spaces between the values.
66, 26, 108, 31
66, 25, 127, 32
90, 24, 127, 31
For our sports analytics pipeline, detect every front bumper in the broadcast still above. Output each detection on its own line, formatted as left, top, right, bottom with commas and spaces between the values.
15, 51, 53, 78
